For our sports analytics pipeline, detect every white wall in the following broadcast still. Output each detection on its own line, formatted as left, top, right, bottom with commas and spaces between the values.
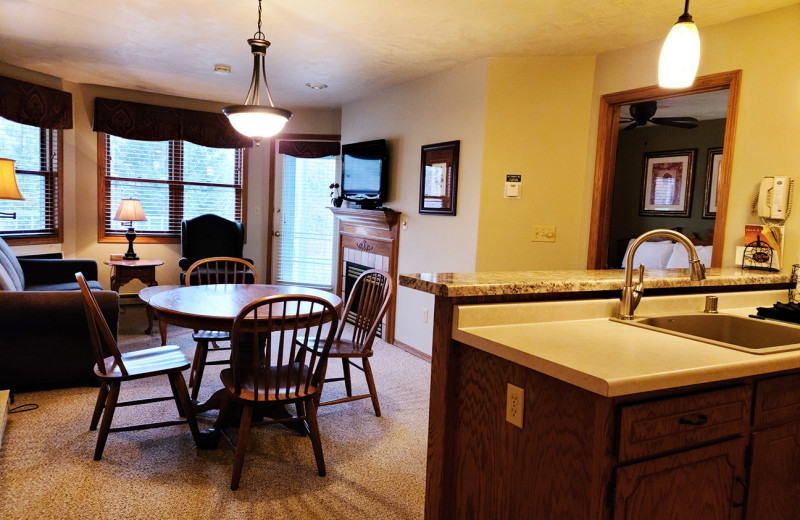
341, 60, 489, 355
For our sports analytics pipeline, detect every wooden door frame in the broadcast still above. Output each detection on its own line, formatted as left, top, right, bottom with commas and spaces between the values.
586, 70, 742, 269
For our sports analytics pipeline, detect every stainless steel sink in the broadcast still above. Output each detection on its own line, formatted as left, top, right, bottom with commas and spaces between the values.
611, 313, 800, 354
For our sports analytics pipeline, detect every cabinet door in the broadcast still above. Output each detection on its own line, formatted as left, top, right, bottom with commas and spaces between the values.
747, 422, 800, 519
614, 438, 747, 520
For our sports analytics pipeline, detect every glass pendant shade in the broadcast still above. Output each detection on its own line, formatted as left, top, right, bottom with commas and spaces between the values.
224, 105, 291, 140
658, 8, 700, 88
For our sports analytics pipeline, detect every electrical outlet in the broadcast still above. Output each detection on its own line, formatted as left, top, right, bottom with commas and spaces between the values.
506, 383, 524, 429
531, 225, 556, 242
422, 308, 429, 323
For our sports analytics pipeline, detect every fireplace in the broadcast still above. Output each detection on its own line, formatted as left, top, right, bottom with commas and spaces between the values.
345, 261, 383, 337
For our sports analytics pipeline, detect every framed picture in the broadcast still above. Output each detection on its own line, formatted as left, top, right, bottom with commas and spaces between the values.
419, 140, 460, 215
640, 149, 696, 217
703, 147, 723, 218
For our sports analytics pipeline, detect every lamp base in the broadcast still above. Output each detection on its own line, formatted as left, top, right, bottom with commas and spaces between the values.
123, 226, 139, 260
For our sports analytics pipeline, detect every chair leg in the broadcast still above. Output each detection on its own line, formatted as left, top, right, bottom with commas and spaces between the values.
363, 358, 381, 417
168, 373, 186, 417
305, 398, 326, 477
169, 372, 202, 441
90, 382, 110, 431
94, 381, 120, 461
342, 358, 352, 397
190, 340, 210, 400
230, 403, 254, 491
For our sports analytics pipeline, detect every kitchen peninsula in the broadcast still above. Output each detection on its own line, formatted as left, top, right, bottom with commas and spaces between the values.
400, 268, 800, 519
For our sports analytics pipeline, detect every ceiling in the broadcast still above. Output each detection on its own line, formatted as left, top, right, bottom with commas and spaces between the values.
0, 0, 796, 110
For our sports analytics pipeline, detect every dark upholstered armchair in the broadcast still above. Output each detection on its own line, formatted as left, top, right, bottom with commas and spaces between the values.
0, 236, 119, 390
178, 214, 253, 285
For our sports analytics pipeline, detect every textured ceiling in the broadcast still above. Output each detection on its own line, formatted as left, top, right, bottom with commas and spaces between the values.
0, 0, 796, 109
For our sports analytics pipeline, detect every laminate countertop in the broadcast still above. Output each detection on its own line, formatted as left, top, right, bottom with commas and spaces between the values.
453, 289, 800, 397
399, 268, 790, 297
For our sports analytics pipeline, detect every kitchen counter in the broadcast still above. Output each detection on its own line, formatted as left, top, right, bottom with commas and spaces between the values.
454, 289, 800, 397
399, 267, 789, 297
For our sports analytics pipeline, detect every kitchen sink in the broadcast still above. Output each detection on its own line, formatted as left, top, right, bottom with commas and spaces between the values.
611, 313, 800, 354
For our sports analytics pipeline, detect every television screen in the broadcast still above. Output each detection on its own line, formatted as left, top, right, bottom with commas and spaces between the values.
341, 139, 388, 203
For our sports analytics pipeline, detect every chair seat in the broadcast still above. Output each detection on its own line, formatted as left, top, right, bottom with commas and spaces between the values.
192, 330, 231, 342
220, 363, 317, 401
95, 345, 190, 380
304, 337, 374, 358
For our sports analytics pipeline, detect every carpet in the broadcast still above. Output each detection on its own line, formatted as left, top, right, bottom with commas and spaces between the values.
0, 304, 430, 519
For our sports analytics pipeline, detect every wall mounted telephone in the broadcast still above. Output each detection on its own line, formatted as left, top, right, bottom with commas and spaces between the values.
753, 176, 793, 224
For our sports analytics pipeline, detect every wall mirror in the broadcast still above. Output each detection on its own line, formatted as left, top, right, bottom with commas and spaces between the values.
587, 70, 742, 270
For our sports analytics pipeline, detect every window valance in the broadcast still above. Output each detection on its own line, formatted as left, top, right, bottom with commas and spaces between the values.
93, 97, 253, 149
279, 140, 340, 158
0, 75, 73, 129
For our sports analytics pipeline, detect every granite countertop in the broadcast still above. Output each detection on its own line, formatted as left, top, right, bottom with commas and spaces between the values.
453, 290, 800, 397
399, 268, 791, 297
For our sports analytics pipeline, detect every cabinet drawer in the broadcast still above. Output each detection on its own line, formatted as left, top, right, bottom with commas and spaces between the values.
754, 374, 800, 427
618, 385, 750, 461
118, 267, 153, 278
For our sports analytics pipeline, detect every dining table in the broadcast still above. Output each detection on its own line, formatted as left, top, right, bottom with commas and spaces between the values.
147, 283, 343, 448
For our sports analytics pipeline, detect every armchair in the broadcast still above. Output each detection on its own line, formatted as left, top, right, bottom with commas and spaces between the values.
178, 214, 253, 285
0, 236, 119, 390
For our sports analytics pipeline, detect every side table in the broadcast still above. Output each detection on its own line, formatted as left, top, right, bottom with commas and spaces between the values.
103, 259, 164, 293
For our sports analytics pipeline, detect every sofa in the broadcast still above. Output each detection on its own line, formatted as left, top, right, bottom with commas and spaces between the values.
0, 237, 119, 390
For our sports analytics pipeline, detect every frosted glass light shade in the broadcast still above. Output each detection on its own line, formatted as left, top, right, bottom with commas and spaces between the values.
658, 21, 700, 88
114, 198, 147, 222
0, 158, 23, 200
224, 106, 292, 140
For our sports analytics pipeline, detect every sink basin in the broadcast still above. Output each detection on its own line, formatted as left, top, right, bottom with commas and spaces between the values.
612, 313, 800, 354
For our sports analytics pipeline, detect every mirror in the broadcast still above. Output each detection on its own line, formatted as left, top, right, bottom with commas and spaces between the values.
587, 70, 742, 269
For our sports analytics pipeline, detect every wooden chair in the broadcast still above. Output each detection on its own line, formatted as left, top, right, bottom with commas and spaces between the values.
220, 294, 339, 490
184, 256, 259, 400
76, 272, 200, 460
301, 269, 393, 416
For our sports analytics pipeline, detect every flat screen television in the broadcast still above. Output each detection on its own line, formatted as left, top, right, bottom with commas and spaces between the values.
341, 139, 389, 208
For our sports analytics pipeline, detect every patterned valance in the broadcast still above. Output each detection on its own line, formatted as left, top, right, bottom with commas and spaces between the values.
0, 75, 73, 129
279, 140, 340, 158
93, 97, 253, 149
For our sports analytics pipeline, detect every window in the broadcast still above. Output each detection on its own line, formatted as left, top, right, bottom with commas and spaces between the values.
99, 133, 245, 242
0, 116, 62, 243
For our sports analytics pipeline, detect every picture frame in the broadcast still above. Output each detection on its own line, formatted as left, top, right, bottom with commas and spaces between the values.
703, 147, 723, 218
419, 140, 459, 215
640, 149, 696, 217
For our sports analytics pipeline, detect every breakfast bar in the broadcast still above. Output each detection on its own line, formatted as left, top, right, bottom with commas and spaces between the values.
401, 268, 797, 519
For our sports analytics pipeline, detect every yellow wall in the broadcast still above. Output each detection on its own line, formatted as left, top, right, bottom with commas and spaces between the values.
582, 4, 800, 268
476, 57, 596, 270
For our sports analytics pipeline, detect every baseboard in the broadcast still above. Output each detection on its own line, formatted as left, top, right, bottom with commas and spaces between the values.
392, 340, 432, 363
0, 389, 9, 448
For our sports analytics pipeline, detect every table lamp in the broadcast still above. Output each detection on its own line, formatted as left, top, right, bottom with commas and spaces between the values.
0, 158, 24, 219
113, 198, 147, 260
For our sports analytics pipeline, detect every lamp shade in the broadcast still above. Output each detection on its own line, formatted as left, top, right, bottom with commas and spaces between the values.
658, 19, 700, 88
0, 158, 24, 200
114, 199, 147, 222
224, 105, 292, 140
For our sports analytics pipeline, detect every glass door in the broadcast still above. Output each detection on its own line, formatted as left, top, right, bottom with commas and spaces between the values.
272, 148, 338, 288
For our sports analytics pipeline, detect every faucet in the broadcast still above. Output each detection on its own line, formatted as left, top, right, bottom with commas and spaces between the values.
618, 229, 706, 320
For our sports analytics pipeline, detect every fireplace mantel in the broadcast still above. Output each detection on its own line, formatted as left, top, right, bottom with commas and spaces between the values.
330, 207, 400, 343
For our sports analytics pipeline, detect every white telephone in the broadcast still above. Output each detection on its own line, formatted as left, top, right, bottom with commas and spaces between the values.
755, 176, 792, 222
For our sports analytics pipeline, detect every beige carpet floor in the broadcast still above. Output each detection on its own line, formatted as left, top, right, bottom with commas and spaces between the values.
0, 304, 430, 520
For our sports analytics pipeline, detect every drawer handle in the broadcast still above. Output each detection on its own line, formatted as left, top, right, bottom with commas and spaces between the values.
678, 413, 709, 426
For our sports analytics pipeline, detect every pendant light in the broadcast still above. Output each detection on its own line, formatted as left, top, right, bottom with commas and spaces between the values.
223, 0, 292, 141
658, 0, 700, 89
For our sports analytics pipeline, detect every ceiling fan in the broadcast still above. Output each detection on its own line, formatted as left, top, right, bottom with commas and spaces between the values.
619, 101, 698, 130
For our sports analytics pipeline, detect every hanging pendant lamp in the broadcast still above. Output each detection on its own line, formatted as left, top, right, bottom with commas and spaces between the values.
658, 0, 700, 88
223, 0, 292, 142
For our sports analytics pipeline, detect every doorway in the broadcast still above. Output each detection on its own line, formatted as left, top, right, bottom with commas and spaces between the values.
587, 70, 742, 269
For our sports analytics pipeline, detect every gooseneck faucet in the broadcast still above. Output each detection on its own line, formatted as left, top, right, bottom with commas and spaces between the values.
618, 229, 706, 320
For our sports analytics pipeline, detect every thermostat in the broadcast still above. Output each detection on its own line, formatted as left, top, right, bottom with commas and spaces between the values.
505, 174, 522, 198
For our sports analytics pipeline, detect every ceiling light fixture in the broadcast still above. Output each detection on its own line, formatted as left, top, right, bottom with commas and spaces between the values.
658, 0, 700, 89
223, 0, 292, 142
305, 83, 328, 90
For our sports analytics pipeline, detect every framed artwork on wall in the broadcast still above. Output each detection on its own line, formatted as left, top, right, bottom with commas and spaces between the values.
640, 149, 696, 217
419, 140, 459, 215
703, 147, 723, 218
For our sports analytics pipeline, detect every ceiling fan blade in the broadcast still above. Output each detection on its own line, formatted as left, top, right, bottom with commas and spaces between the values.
653, 120, 698, 129
622, 121, 640, 131
652, 116, 699, 123
619, 117, 634, 123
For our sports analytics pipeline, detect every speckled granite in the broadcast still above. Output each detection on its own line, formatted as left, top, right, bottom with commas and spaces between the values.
399, 268, 791, 297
